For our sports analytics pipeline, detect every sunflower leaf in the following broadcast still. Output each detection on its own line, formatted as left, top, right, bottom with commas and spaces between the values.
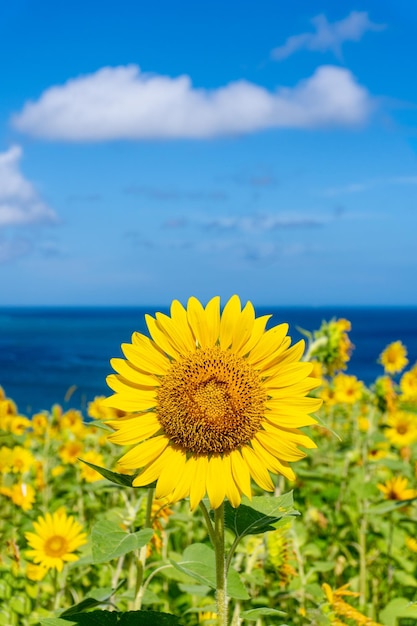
77, 459, 138, 487
223, 492, 299, 538
91, 520, 154, 563
52, 610, 183, 625
60, 585, 124, 616
240, 607, 287, 620
171, 543, 249, 600
367, 496, 417, 515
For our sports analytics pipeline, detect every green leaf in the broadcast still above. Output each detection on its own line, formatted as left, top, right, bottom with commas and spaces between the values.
92, 520, 154, 563
368, 496, 417, 515
78, 459, 137, 487
240, 607, 286, 620
60, 586, 124, 616
379, 598, 417, 626
39, 617, 77, 626
223, 492, 298, 539
394, 570, 417, 588
171, 543, 249, 600
56, 611, 183, 625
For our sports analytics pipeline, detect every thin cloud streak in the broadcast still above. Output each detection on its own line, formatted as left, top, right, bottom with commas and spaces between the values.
322, 175, 417, 196
271, 11, 385, 61
12, 64, 373, 141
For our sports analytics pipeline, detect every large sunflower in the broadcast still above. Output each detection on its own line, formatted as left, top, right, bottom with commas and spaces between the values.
104, 296, 321, 509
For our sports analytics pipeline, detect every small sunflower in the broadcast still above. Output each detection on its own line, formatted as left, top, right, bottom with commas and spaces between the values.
379, 341, 408, 375
377, 476, 417, 501
25, 509, 87, 572
384, 411, 417, 448
333, 374, 364, 405
104, 295, 321, 510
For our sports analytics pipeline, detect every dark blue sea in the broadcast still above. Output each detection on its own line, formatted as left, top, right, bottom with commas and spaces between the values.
0, 307, 416, 416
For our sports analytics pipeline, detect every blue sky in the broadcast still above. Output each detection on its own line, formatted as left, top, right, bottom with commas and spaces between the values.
1, 0, 417, 306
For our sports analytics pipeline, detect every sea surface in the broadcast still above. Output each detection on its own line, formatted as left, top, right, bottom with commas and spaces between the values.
0, 306, 416, 416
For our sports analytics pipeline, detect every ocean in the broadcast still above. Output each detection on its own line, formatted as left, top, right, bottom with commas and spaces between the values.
0, 306, 416, 416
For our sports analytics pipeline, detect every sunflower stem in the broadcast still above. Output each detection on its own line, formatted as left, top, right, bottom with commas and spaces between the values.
133, 487, 154, 610
199, 501, 217, 545
214, 503, 228, 626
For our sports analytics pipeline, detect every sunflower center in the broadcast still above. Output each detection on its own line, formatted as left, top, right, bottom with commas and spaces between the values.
44, 535, 68, 557
156, 346, 266, 455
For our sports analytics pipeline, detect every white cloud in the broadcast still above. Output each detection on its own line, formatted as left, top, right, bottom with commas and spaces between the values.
12, 64, 372, 141
0, 145, 57, 227
272, 11, 385, 61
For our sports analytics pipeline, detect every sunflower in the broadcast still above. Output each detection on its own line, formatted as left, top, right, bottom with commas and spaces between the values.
104, 295, 321, 510
1, 482, 36, 511
377, 476, 417, 501
25, 509, 87, 572
379, 341, 408, 375
333, 374, 364, 405
384, 411, 417, 448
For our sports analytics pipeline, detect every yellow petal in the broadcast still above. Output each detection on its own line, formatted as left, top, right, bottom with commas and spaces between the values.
266, 377, 321, 397
132, 453, 168, 487
247, 324, 289, 366
171, 458, 195, 503
230, 449, 252, 499
145, 314, 181, 359
206, 456, 226, 509
251, 439, 295, 481
241, 446, 274, 491
110, 358, 160, 387
265, 396, 322, 415
254, 431, 306, 461
230, 301, 255, 353
264, 362, 313, 388
222, 455, 241, 508
264, 412, 318, 428
125, 336, 170, 375
204, 296, 221, 345
169, 300, 196, 350
219, 295, 241, 350
155, 448, 187, 498
106, 374, 159, 395
155, 310, 195, 353
189, 456, 209, 510
187, 297, 210, 347
261, 340, 305, 376
102, 392, 156, 413
261, 422, 317, 449
235, 314, 271, 357
107, 414, 161, 445
118, 435, 169, 470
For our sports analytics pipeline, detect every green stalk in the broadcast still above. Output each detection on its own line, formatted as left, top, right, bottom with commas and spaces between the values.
200, 501, 229, 625
133, 487, 154, 610
358, 507, 368, 610
214, 504, 228, 626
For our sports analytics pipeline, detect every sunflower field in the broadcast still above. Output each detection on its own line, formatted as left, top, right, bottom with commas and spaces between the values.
1, 298, 417, 626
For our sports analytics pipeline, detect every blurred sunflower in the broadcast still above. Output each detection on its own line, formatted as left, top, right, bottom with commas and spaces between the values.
0, 482, 36, 511
379, 341, 408, 375
400, 364, 417, 401
333, 374, 364, 405
384, 411, 417, 447
25, 509, 87, 572
58, 441, 84, 465
10, 446, 35, 474
377, 476, 417, 501
104, 295, 321, 510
